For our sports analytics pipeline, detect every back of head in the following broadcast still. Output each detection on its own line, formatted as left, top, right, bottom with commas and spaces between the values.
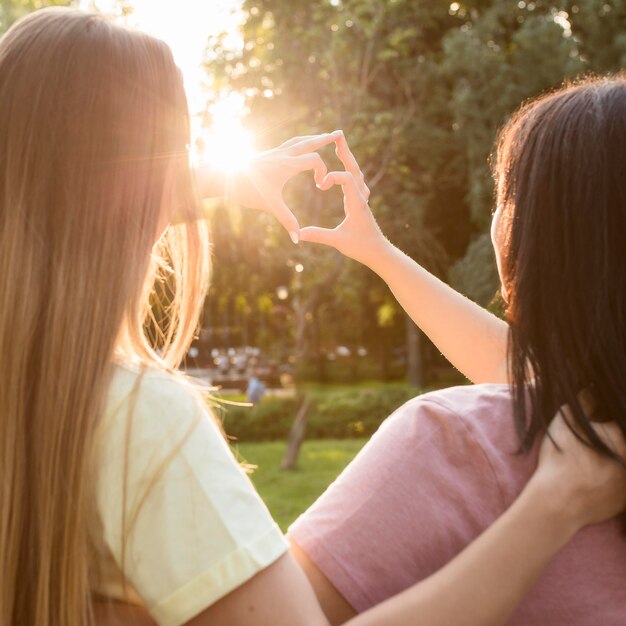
0, 8, 209, 624
494, 75, 626, 455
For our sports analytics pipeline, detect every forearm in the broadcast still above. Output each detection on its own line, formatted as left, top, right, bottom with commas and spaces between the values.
369, 241, 509, 384
347, 476, 577, 626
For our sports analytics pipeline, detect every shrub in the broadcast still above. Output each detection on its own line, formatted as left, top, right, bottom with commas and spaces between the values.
219, 384, 420, 442
219, 396, 299, 441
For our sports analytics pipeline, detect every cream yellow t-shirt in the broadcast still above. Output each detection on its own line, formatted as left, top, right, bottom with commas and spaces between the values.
91, 364, 288, 626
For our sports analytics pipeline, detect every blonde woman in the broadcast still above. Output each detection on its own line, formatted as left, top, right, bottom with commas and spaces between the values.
0, 8, 623, 626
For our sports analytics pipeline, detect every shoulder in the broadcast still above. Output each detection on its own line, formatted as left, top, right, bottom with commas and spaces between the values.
93, 365, 288, 620
105, 363, 207, 424
381, 383, 535, 501
383, 383, 519, 452
289, 385, 526, 610
105, 363, 201, 415
300, 384, 522, 511
96, 363, 220, 464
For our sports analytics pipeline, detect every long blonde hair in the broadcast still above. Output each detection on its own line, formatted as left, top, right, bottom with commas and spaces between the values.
0, 8, 210, 624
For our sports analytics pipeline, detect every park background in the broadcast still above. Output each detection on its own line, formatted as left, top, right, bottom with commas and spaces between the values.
2, 0, 624, 530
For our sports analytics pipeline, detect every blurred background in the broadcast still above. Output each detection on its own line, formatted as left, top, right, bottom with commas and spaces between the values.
2, 0, 624, 527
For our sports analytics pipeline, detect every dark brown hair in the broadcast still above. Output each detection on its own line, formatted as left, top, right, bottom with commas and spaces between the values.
495, 74, 626, 458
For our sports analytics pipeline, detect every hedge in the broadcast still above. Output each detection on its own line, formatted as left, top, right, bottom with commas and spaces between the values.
218, 384, 420, 442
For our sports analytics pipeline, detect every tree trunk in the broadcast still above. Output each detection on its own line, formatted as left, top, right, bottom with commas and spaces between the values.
406, 315, 423, 388
349, 351, 358, 383
313, 311, 327, 383
281, 395, 311, 470
379, 330, 389, 380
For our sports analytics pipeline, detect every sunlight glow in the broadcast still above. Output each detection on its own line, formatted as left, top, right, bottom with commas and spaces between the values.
193, 93, 256, 172
83, 0, 255, 173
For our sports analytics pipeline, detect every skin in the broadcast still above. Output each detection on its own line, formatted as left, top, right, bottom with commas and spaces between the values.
490, 205, 505, 281
193, 132, 341, 241
94, 133, 626, 626
295, 133, 626, 620
95, 408, 626, 626
300, 133, 511, 385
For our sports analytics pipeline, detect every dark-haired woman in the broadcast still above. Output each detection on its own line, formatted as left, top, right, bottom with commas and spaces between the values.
292, 76, 626, 625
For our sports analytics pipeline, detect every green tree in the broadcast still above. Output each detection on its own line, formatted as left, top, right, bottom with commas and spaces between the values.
0, 0, 73, 33
203, 0, 625, 381
442, 1, 625, 304
205, 0, 469, 385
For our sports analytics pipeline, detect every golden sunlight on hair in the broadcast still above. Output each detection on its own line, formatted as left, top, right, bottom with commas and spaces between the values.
0, 8, 210, 625
85, 0, 256, 176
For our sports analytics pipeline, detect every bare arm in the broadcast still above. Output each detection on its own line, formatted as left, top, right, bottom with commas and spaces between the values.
96, 412, 626, 626
192, 132, 509, 382
372, 242, 509, 384
292, 476, 573, 626
184, 552, 331, 626
299, 132, 509, 384
193, 132, 342, 240
167, 470, 604, 626
292, 412, 626, 626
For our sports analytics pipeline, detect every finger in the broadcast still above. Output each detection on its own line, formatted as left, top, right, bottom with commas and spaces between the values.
334, 132, 366, 186
273, 198, 301, 243
291, 153, 328, 186
319, 171, 366, 210
288, 131, 343, 156
279, 134, 324, 149
334, 133, 370, 200
241, 170, 300, 240
299, 226, 339, 247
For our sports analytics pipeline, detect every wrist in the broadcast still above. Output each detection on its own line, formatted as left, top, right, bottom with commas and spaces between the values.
362, 236, 397, 274
522, 473, 583, 544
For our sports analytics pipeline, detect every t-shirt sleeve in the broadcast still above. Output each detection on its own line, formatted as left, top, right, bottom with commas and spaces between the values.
288, 395, 506, 613
95, 370, 288, 626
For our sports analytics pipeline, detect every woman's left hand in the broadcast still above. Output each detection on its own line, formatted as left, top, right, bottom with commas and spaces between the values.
211, 131, 343, 243
533, 404, 626, 532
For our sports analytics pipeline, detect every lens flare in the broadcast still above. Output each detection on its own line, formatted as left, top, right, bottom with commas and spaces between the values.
193, 94, 256, 173
84, 0, 252, 174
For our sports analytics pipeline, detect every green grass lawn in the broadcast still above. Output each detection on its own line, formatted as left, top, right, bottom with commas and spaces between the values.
233, 439, 367, 532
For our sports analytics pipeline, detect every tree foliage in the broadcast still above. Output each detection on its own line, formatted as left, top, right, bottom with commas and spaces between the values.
203, 0, 624, 381
7, 1, 621, 381
0, 0, 72, 32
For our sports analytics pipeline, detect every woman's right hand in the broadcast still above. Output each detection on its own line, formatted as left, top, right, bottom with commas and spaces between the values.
299, 132, 390, 268
532, 404, 626, 532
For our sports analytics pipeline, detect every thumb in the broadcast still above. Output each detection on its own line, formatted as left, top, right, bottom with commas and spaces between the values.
299, 226, 339, 247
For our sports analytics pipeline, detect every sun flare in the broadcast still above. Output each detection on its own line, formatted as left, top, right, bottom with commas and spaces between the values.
193, 93, 256, 173
83, 0, 253, 173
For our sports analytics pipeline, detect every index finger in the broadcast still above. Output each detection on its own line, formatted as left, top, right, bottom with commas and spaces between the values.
334, 132, 369, 198
288, 131, 343, 156
335, 133, 363, 178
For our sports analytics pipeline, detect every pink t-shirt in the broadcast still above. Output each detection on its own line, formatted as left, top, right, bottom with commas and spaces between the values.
289, 384, 626, 625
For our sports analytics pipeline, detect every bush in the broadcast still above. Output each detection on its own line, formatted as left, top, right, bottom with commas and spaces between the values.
294, 358, 406, 384
219, 396, 299, 441
219, 384, 420, 441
